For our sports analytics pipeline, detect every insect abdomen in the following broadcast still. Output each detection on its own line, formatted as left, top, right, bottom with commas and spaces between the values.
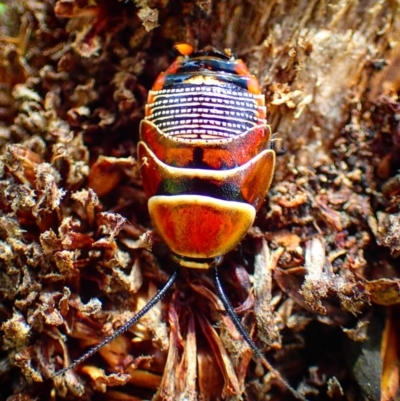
146, 83, 262, 141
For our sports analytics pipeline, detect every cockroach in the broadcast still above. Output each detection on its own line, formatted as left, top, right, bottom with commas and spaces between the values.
53, 44, 306, 401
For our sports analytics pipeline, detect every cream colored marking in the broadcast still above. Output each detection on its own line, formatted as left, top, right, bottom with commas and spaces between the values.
171, 255, 213, 269
149, 101, 256, 113
139, 141, 274, 182
161, 125, 244, 135
140, 156, 149, 168
139, 120, 270, 145
150, 89, 256, 100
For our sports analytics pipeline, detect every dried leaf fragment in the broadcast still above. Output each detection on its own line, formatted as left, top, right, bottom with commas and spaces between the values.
87, 156, 135, 197
1, 311, 31, 350
134, 1, 159, 32
383, 214, 400, 253
365, 279, 400, 306
253, 238, 282, 346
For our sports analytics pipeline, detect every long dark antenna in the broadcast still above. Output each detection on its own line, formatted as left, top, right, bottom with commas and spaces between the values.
52, 267, 178, 378
213, 267, 307, 401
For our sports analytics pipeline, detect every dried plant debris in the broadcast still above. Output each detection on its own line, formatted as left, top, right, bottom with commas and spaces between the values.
1, 1, 400, 401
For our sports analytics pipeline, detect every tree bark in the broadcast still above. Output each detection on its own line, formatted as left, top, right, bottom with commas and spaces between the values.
1, 0, 400, 400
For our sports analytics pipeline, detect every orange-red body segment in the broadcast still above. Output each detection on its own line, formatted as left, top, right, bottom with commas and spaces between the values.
148, 195, 255, 262
140, 120, 271, 170
138, 141, 275, 209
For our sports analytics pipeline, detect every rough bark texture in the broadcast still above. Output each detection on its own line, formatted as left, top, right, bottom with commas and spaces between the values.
1, 1, 400, 401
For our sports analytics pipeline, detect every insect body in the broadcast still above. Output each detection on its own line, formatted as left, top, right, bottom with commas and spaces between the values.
138, 45, 275, 268
53, 45, 306, 401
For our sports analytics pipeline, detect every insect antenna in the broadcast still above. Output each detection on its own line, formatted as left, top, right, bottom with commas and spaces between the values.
213, 267, 308, 401
52, 267, 178, 378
